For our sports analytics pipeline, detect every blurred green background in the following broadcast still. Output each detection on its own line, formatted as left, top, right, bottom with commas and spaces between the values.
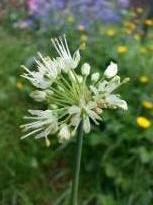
0, 0, 153, 204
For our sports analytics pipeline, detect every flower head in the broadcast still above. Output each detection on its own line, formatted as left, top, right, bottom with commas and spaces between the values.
136, 116, 151, 129
117, 46, 128, 54
21, 35, 128, 144
136, 7, 143, 14
142, 101, 153, 109
139, 75, 149, 83
144, 19, 153, 26
106, 28, 116, 37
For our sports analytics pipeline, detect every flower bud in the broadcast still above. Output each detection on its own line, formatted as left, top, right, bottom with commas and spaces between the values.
91, 72, 100, 82
104, 62, 118, 78
122, 77, 130, 84
72, 49, 80, 69
81, 63, 91, 76
58, 124, 70, 143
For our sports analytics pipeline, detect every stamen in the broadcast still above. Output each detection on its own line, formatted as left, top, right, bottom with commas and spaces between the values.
21, 128, 43, 139
63, 34, 71, 57
55, 38, 66, 57
51, 38, 63, 57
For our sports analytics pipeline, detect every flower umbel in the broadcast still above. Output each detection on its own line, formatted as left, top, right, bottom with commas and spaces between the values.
21, 35, 128, 144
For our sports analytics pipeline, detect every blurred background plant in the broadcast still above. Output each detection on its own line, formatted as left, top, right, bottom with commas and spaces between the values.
0, 0, 153, 204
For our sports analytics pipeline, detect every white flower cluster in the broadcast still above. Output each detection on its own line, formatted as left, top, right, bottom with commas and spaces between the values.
21, 35, 129, 145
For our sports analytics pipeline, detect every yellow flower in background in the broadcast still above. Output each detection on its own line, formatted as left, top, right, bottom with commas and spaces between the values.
106, 28, 116, 37
139, 75, 149, 83
124, 22, 136, 30
144, 19, 153, 26
67, 15, 75, 23
136, 7, 143, 14
136, 116, 151, 129
117, 46, 128, 54
16, 81, 23, 90
142, 101, 153, 109
80, 34, 88, 42
123, 21, 136, 35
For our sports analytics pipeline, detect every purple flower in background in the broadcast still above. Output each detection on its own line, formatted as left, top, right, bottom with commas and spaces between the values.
25, 0, 129, 29
118, 0, 129, 8
51, 0, 67, 9
27, 0, 39, 15
97, 8, 121, 23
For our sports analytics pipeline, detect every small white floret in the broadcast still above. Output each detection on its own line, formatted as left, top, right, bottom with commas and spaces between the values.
91, 72, 100, 82
58, 124, 71, 143
81, 63, 91, 76
104, 62, 118, 79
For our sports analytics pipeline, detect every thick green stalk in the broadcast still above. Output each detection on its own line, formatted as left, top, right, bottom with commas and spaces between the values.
70, 121, 84, 205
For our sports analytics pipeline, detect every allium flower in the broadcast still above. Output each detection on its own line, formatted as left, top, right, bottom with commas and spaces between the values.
21, 35, 129, 144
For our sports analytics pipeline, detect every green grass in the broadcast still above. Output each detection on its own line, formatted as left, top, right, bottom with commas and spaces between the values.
0, 28, 56, 204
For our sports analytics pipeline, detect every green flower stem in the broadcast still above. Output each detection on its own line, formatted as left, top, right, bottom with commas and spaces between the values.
70, 121, 84, 205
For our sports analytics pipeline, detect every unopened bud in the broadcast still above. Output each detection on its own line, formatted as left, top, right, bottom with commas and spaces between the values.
81, 63, 91, 76
58, 124, 70, 143
91, 72, 100, 82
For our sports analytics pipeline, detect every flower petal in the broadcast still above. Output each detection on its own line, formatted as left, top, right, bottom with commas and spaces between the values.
104, 62, 118, 78
105, 94, 128, 110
